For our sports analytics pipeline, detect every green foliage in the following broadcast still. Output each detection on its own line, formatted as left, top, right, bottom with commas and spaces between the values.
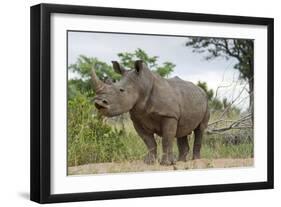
69, 55, 122, 81
155, 62, 176, 78
68, 79, 93, 100
118, 48, 175, 78
197, 81, 214, 100
118, 48, 158, 69
67, 95, 147, 166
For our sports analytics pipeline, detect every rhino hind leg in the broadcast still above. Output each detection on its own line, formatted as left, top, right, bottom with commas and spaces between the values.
193, 109, 210, 160
177, 136, 189, 161
193, 128, 203, 159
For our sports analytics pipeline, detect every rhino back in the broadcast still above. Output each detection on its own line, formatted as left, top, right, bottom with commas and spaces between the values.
167, 77, 208, 137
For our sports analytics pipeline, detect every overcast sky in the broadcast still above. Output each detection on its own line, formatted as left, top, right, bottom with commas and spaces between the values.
68, 31, 249, 110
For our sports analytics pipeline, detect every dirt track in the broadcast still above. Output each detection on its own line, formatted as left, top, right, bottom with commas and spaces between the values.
68, 158, 253, 175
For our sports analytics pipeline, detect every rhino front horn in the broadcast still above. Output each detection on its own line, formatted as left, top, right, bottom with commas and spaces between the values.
91, 68, 104, 92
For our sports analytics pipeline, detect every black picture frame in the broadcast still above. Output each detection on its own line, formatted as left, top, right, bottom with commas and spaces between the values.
30, 3, 274, 204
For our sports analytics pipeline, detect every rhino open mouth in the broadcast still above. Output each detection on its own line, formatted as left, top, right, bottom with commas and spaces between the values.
94, 102, 108, 110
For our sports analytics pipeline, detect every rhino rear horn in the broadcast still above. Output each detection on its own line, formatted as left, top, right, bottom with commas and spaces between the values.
91, 67, 104, 91
112, 61, 126, 75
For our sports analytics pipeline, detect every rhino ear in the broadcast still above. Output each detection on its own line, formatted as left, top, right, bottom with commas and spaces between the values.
112, 61, 126, 75
134, 60, 145, 73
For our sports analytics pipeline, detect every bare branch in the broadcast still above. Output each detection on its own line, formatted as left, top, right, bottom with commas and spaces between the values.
207, 113, 252, 134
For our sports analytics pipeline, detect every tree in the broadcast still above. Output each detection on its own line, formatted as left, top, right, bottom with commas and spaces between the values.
69, 55, 122, 81
186, 38, 254, 111
118, 48, 158, 69
118, 48, 175, 78
155, 62, 175, 78
68, 49, 176, 97
197, 81, 214, 101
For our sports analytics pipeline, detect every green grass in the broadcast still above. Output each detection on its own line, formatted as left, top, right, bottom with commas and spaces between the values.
67, 95, 253, 167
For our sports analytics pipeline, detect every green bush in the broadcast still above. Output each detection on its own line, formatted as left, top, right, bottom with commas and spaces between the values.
67, 95, 147, 166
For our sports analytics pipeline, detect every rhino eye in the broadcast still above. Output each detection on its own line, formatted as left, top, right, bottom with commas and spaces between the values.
119, 88, 125, 92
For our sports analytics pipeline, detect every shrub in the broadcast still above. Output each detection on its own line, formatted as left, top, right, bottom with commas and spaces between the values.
67, 95, 146, 166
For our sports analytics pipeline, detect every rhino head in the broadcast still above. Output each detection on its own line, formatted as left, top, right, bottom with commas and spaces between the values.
92, 60, 153, 117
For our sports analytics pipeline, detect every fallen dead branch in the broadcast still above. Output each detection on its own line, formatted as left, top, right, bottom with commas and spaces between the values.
207, 78, 253, 134
207, 113, 252, 133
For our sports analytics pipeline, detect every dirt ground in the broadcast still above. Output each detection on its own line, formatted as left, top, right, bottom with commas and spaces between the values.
68, 158, 253, 175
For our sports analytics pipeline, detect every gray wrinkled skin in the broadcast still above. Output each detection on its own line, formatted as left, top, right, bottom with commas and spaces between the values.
92, 60, 210, 165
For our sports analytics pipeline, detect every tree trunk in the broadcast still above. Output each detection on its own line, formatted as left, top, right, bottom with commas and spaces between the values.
248, 61, 254, 124
247, 45, 254, 122
249, 78, 254, 112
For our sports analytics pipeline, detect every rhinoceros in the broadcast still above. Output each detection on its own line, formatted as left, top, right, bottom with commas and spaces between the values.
92, 60, 210, 165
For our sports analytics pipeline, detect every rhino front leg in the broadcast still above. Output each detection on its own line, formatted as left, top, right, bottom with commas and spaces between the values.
160, 118, 177, 165
132, 121, 157, 164
141, 134, 157, 164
